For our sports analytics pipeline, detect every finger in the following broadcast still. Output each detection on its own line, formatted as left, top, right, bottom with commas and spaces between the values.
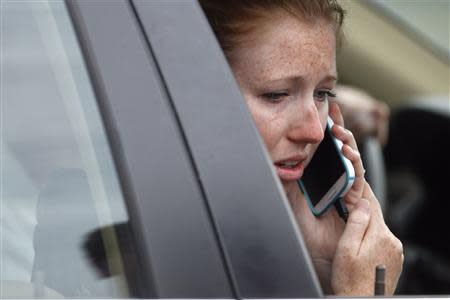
362, 182, 384, 221
342, 144, 365, 179
331, 124, 359, 152
364, 194, 382, 228
329, 101, 345, 127
337, 198, 371, 255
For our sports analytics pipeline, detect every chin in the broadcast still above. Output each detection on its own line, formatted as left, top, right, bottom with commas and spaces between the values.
281, 180, 298, 195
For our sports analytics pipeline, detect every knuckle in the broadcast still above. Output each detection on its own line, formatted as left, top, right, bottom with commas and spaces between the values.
385, 234, 403, 256
380, 233, 391, 246
350, 210, 369, 226
345, 128, 353, 136
395, 238, 404, 255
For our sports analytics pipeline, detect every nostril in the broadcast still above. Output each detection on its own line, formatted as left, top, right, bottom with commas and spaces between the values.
287, 123, 324, 143
314, 124, 325, 142
306, 116, 325, 143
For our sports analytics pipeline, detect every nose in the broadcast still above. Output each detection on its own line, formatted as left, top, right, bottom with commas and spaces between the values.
286, 99, 324, 144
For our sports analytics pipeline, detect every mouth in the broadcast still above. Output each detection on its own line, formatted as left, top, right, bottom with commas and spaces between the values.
274, 156, 306, 181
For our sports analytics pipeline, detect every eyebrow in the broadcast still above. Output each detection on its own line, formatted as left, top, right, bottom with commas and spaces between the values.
322, 75, 339, 83
259, 74, 338, 86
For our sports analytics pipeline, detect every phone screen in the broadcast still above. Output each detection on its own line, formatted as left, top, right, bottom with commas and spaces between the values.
301, 127, 345, 206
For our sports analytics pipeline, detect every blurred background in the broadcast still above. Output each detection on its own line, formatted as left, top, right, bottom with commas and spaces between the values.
338, 0, 448, 104
337, 0, 449, 295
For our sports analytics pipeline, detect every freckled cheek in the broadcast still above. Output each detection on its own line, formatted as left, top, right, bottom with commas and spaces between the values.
256, 119, 285, 156
246, 102, 286, 157
315, 102, 329, 132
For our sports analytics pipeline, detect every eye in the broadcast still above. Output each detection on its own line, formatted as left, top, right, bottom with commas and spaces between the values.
314, 90, 336, 102
261, 91, 289, 103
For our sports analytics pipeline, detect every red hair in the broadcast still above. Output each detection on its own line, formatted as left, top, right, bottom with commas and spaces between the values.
199, 0, 345, 55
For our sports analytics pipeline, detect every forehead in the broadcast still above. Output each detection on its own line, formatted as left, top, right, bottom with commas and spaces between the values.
229, 14, 337, 85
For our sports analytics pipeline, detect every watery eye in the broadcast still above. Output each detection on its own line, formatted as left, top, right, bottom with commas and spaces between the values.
262, 92, 289, 103
314, 90, 336, 102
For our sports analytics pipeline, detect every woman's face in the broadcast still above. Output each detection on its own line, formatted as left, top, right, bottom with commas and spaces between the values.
229, 13, 337, 192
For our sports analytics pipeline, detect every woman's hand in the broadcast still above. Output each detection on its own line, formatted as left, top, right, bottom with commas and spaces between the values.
331, 183, 404, 296
329, 101, 365, 210
290, 102, 403, 295
289, 101, 368, 292
328, 101, 403, 295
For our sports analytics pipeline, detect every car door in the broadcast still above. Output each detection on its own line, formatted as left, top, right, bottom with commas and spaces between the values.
128, 1, 322, 298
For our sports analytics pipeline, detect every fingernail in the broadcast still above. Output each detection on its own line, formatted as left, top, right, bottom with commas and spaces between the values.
342, 144, 352, 154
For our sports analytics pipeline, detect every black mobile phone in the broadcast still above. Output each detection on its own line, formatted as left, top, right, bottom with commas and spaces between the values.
298, 117, 355, 216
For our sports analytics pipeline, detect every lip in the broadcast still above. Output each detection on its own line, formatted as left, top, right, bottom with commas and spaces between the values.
274, 155, 307, 181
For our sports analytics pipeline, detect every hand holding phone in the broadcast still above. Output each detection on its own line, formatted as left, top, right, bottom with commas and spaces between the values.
298, 117, 355, 216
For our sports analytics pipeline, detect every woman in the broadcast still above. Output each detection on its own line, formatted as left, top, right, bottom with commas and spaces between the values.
200, 0, 403, 296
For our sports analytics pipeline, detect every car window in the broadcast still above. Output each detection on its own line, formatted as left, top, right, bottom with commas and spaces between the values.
1, 1, 140, 297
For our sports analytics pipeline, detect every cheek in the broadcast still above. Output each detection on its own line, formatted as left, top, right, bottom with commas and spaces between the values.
245, 97, 286, 155
316, 101, 329, 130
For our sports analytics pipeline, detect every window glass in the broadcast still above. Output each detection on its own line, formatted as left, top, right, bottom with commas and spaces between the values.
1, 1, 140, 297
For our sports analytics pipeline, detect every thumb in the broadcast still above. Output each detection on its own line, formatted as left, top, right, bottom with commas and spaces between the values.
338, 199, 371, 255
